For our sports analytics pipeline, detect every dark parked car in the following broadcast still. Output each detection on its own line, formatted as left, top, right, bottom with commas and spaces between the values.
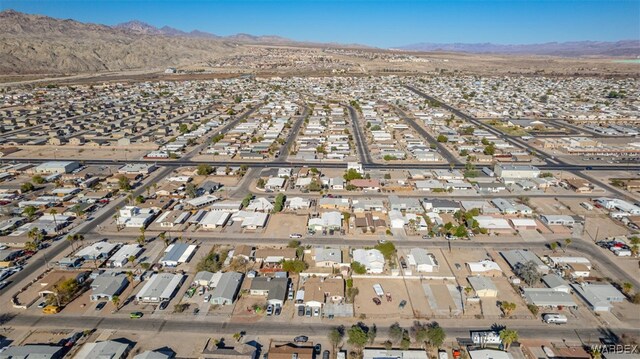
323, 351, 330, 359
297, 305, 305, 316
314, 344, 322, 354
399, 300, 407, 309
294, 336, 309, 343
96, 302, 107, 311
372, 297, 381, 305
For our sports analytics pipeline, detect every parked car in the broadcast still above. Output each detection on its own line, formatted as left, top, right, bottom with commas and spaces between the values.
204, 294, 211, 302
399, 300, 407, 309
289, 233, 303, 239
305, 306, 312, 317
323, 351, 330, 359
297, 305, 305, 316
193, 308, 200, 315
422, 235, 432, 240
274, 305, 282, 316
294, 336, 309, 343
372, 297, 381, 305
314, 344, 322, 354
159, 301, 169, 310
313, 308, 320, 317
96, 302, 107, 311
266, 304, 274, 316
129, 312, 143, 319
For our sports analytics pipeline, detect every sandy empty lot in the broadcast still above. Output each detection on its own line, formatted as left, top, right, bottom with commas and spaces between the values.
265, 213, 309, 238
352, 277, 412, 319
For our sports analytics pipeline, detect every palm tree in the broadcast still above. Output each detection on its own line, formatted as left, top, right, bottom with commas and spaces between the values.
500, 301, 516, 317
549, 242, 558, 253
126, 271, 134, 285
139, 227, 146, 242
66, 234, 77, 251
328, 327, 344, 358
72, 204, 83, 219
49, 209, 58, 234
23, 205, 37, 220
499, 329, 518, 351
24, 241, 38, 252
128, 255, 137, 267
113, 210, 121, 232
564, 238, 572, 252
111, 295, 120, 310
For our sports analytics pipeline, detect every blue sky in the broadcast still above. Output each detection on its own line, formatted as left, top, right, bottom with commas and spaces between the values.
2, 0, 639, 47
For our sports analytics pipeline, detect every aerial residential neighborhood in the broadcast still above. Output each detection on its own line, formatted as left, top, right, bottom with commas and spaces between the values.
0, 2, 638, 359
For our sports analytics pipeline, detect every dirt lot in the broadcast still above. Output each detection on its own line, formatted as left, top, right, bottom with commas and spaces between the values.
6, 146, 151, 161
352, 277, 412, 319
264, 213, 309, 237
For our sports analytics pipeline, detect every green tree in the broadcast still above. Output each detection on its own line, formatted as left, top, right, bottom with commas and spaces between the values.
273, 193, 286, 212
351, 261, 367, 274
111, 295, 121, 310
515, 261, 542, 286
389, 323, 404, 343
32, 175, 45, 184
197, 164, 213, 175
281, 259, 308, 273
256, 178, 266, 189
374, 241, 397, 261
328, 326, 345, 355
23, 205, 37, 220
563, 238, 572, 252
499, 328, 518, 351
185, 183, 197, 198
483, 143, 496, 155
437, 135, 448, 143
347, 325, 368, 349
426, 323, 446, 348
117, 176, 131, 191
622, 282, 633, 295
343, 169, 363, 181
21, 182, 35, 192
550, 242, 558, 253
500, 301, 517, 317
241, 194, 253, 208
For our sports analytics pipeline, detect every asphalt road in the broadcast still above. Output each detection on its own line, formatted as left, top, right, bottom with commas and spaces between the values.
279, 105, 310, 160
392, 104, 461, 165
3, 157, 638, 172
6, 313, 637, 343
182, 103, 263, 160
345, 104, 373, 165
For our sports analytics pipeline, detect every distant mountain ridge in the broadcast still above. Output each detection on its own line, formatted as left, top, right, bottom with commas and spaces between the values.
396, 41, 640, 57
114, 19, 291, 43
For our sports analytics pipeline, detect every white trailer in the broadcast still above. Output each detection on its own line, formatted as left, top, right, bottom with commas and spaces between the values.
543, 313, 568, 324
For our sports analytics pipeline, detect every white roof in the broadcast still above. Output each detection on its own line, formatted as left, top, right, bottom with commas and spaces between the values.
232, 211, 268, 227
353, 249, 384, 267
109, 244, 142, 264
136, 273, 184, 301
510, 218, 537, 227
474, 216, 512, 230
467, 260, 502, 273
469, 350, 513, 359
199, 211, 231, 226
75, 242, 119, 259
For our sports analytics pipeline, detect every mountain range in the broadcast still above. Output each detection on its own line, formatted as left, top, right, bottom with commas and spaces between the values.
396, 41, 640, 57
113, 19, 292, 43
1, 9, 638, 76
